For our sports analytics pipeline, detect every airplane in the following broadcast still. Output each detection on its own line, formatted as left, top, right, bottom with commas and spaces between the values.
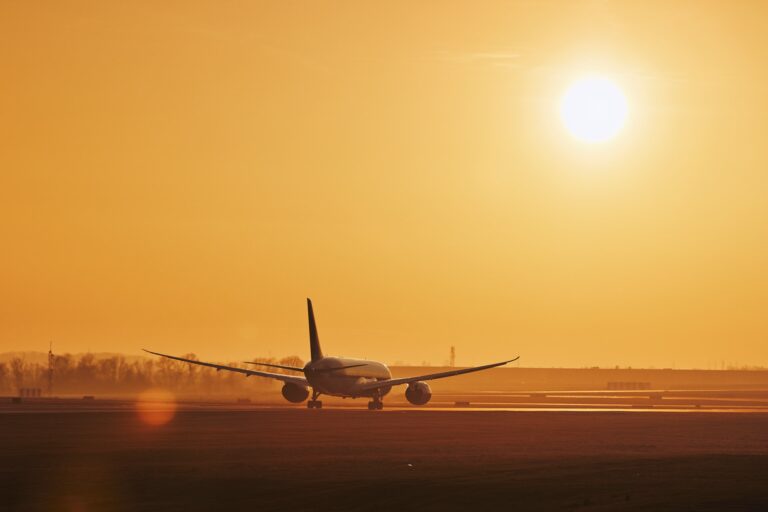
144, 298, 519, 410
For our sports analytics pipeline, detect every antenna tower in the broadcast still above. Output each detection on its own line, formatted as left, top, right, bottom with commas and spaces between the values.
47, 342, 54, 396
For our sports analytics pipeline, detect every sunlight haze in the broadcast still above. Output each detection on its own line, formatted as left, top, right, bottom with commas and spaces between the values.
2, 1, 768, 368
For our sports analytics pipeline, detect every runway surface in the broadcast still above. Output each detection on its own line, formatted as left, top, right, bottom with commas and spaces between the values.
2, 400, 768, 511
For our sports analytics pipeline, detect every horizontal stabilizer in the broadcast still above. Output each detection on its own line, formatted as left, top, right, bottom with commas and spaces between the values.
307, 364, 368, 373
243, 361, 305, 373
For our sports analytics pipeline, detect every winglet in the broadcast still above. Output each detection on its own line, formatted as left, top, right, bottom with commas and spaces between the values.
307, 298, 323, 362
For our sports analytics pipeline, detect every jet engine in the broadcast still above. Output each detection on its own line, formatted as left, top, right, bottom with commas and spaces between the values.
405, 381, 432, 406
281, 383, 310, 403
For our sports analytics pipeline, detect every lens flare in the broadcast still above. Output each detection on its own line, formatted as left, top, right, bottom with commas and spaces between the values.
135, 388, 177, 426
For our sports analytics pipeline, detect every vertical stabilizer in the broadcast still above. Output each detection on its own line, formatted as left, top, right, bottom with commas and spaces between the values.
307, 298, 323, 361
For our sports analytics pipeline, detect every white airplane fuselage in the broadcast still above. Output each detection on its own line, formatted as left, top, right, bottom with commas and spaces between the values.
304, 357, 392, 398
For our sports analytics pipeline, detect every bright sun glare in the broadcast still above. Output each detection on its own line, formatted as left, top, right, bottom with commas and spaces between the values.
560, 76, 628, 143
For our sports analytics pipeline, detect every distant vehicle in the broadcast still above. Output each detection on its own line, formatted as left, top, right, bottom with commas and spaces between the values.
145, 299, 518, 410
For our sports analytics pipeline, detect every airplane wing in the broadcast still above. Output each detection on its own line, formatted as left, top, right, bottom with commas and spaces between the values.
356, 357, 519, 392
143, 349, 308, 386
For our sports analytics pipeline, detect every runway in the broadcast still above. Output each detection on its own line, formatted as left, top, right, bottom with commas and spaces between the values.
5, 391, 768, 415
3, 399, 768, 511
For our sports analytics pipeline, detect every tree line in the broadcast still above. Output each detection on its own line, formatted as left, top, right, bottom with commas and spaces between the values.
0, 353, 304, 396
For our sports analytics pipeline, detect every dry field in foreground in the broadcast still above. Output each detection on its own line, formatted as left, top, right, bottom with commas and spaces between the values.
2, 404, 768, 511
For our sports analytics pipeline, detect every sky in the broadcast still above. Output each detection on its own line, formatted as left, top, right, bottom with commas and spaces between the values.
2, 1, 768, 368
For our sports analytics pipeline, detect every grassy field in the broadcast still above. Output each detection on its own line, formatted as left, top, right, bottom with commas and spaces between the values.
2, 404, 768, 511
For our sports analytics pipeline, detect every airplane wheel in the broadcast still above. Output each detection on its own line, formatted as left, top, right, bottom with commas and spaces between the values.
307, 401, 314, 409
367, 401, 376, 410
377, 402, 384, 410
315, 401, 323, 409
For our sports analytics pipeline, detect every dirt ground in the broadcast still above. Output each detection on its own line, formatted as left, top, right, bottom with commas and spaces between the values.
2, 404, 768, 511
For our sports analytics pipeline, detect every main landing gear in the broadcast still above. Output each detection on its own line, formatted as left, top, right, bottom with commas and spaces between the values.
307, 390, 322, 409
367, 398, 383, 410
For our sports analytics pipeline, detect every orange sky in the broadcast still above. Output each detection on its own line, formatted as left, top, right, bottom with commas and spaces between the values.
2, 1, 768, 368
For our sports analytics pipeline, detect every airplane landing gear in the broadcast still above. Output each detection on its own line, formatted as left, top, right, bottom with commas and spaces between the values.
367, 399, 383, 410
308, 389, 322, 409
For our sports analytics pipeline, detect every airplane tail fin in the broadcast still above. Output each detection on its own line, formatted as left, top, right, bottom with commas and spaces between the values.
307, 298, 323, 362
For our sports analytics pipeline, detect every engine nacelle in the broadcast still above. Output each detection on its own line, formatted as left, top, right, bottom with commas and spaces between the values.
281, 383, 310, 403
405, 381, 432, 406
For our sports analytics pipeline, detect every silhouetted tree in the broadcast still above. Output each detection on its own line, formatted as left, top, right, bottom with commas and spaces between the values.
10, 358, 25, 391
182, 353, 200, 388
2, 352, 310, 395
0, 362, 8, 392
156, 356, 183, 389
279, 356, 305, 370
76, 353, 97, 384
97, 357, 118, 387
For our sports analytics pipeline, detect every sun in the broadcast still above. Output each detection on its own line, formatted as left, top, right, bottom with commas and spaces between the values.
560, 76, 628, 143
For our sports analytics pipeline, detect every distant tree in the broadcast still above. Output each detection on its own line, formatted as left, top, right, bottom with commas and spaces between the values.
10, 358, 25, 391
140, 359, 155, 386
54, 354, 72, 372
114, 356, 128, 385
76, 353, 97, 386
0, 351, 318, 395
156, 355, 183, 389
182, 353, 200, 388
247, 357, 279, 390
279, 356, 304, 370
0, 362, 8, 392
97, 357, 119, 387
